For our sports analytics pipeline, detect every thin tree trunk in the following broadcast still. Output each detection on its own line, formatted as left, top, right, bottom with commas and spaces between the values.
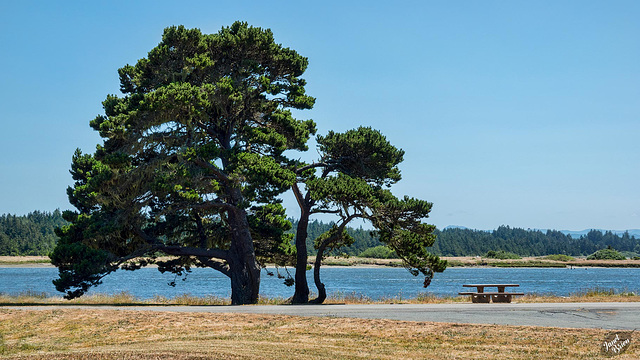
291, 212, 310, 303
310, 240, 328, 304
310, 219, 355, 304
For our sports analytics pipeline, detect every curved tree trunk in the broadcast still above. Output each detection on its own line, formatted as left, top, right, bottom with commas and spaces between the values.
291, 214, 310, 304
310, 220, 354, 304
310, 240, 328, 304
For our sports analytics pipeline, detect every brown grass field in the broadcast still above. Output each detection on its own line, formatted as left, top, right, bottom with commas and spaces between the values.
0, 308, 637, 359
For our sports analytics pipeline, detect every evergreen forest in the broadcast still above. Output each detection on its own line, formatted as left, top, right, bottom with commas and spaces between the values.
293, 222, 640, 258
433, 226, 640, 257
0, 210, 67, 256
1, 212, 639, 258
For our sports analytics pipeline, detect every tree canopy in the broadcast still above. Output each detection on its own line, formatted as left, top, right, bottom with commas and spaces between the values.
290, 127, 446, 303
51, 22, 315, 304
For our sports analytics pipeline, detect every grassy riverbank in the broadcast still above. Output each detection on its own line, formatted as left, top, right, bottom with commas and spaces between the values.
1, 287, 638, 306
0, 256, 52, 266
4, 255, 640, 268
0, 308, 636, 359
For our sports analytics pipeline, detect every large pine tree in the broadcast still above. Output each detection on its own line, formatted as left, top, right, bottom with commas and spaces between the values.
51, 22, 315, 304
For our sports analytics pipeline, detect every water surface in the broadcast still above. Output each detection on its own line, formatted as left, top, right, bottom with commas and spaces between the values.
1, 266, 638, 300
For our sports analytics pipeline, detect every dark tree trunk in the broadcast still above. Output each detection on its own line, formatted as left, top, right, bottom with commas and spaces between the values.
227, 206, 261, 305
310, 220, 352, 304
291, 213, 310, 303
310, 240, 328, 304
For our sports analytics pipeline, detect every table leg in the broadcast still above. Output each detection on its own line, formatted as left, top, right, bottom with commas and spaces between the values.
491, 294, 512, 303
471, 294, 491, 303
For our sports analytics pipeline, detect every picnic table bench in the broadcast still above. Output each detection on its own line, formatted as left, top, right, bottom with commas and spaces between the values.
458, 284, 524, 303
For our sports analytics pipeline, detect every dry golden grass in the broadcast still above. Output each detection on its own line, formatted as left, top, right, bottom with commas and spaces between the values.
0, 257, 51, 266
0, 308, 637, 359
1, 288, 639, 307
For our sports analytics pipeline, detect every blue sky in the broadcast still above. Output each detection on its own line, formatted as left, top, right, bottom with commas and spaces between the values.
0, 1, 638, 231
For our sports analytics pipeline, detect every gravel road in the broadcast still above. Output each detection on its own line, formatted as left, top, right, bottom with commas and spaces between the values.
4, 302, 639, 330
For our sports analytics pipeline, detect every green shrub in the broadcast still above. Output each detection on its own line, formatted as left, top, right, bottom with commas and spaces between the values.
587, 248, 626, 260
358, 246, 397, 259
543, 254, 575, 261
621, 251, 640, 259
445, 260, 465, 267
484, 250, 521, 260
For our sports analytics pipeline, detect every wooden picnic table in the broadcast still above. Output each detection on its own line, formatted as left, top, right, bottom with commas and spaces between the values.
459, 284, 524, 303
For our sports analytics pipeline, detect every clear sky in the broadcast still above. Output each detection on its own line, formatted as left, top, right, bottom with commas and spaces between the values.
0, 1, 638, 231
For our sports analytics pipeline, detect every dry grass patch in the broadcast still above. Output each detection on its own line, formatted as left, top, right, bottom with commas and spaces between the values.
0, 309, 637, 359
0, 257, 51, 266
2, 289, 639, 307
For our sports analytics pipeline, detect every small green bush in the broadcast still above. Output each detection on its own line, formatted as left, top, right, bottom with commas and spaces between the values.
586, 248, 626, 260
621, 251, 640, 259
358, 246, 397, 259
484, 250, 521, 260
543, 254, 575, 261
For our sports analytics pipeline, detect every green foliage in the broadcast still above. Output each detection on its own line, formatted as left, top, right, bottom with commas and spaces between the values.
289, 219, 381, 256
432, 227, 640, 257
484, 250, 521, 259
0, 210, 67, 256
371, 193, 447, 286
249, 203, 295, 267
358, 245, 397, 259
290, 126, 445, 303
586, 247, 626, 260
313, 225, 354, 256
621, 251, 639, 259
543, 254, 575, 261
52, 22, 315, 303
316, 127, 404, 186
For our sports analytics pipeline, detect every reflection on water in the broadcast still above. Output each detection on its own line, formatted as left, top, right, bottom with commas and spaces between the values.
1, 266, 639, 300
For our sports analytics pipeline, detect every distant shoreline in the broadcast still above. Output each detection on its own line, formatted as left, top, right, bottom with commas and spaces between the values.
2, 256, 640, 268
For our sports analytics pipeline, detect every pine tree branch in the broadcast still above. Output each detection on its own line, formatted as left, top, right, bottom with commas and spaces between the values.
197, 256, 231, 277
134, 228, 230, 260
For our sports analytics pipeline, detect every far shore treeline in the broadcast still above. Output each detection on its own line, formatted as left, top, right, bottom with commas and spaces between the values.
1, 210, 639, 258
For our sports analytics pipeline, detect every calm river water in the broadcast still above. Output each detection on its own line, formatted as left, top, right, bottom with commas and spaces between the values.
1, 266, 638, 300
